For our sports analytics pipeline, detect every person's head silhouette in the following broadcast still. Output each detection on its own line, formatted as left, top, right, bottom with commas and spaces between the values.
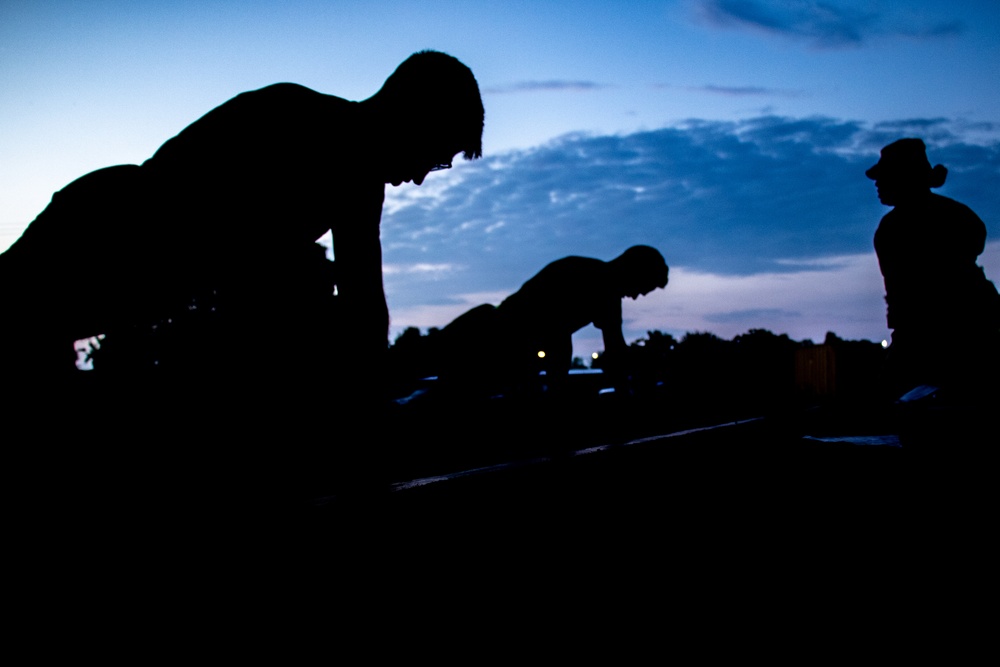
866, 138, 948, 207
608, 245, 669, 300
364, 50, 485, 187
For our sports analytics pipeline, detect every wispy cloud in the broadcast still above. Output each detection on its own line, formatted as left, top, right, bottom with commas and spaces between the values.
692, 0, 964, 49
383, 262, 460, 276
655, 82, 806, 98
695, 84, 804, 97
704, 308, 802, 324
483, 81, 611, 94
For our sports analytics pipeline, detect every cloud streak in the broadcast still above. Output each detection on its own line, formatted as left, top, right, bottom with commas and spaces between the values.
483, 81, 611, 94
692, 84, 805, 98
654, 82, 806, 98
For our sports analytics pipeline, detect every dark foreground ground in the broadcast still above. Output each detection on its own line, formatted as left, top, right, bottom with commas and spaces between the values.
11, 381, 992, 546
9, 382, 997, 632
303, 382, 990, 577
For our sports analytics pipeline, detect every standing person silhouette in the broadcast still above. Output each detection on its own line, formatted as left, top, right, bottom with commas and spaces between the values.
0, 50, 484, 412
867, 138, 1000, 400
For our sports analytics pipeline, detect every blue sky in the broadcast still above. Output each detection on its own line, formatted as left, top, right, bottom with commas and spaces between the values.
2, 0, 998, 359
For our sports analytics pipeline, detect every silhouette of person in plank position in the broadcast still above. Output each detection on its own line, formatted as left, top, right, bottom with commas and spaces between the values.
1, 50, 485, 412
436, 245, 669, 400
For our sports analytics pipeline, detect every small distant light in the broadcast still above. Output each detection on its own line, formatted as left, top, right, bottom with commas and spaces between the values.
881, 339, 889, 349
591, 352, 599, 360
537, 350, 546, 359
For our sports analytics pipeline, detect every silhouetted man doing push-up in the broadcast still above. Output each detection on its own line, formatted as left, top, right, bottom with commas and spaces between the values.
437, 245, 669, 399
1, 50, 484, 406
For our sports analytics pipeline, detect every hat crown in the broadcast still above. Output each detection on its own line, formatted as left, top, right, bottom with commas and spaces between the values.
867, 137, 933, 180
881, 138, 929, 164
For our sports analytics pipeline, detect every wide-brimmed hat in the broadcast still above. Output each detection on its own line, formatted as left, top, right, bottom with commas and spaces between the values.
865, 138, 946, 187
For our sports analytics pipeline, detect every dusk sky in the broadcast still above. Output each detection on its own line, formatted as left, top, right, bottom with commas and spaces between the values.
2, 1, 998, 361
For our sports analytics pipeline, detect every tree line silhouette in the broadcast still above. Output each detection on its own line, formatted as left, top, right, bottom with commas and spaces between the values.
386, 324, 887, 414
